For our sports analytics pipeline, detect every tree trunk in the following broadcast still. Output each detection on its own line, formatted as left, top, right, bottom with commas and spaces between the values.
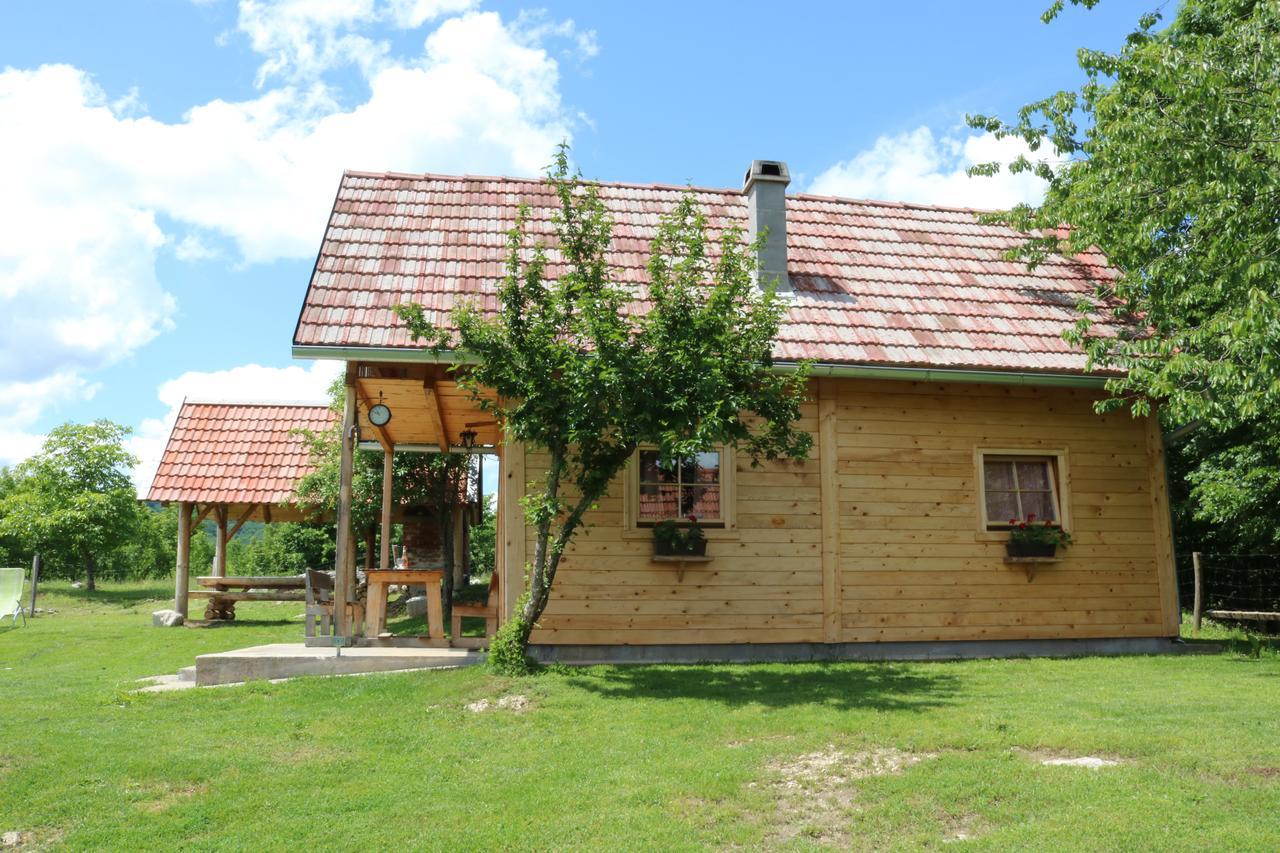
510, 444, 634, 654
84, 550, 96, 592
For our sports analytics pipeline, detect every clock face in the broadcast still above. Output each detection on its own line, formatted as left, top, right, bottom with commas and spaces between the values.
368, 403, 392, 427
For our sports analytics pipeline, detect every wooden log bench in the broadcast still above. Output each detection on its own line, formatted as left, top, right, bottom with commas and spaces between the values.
194, 575, 307, 622
1205, 610, 1280, 635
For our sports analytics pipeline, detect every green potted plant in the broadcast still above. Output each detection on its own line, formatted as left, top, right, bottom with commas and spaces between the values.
653, 514, 707, 557
1005, 514, 1072, 558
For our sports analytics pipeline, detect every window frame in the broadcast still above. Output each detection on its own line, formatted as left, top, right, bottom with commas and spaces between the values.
974, 447, 1071, 536
623, 445, 738, 538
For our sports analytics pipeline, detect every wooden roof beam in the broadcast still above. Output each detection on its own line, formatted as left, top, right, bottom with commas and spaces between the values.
192, 503, 214, 527
227, 504, 258, 540
423, 380, 450, 448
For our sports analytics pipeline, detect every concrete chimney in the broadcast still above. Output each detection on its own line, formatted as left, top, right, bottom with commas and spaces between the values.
743, 160, 791, 294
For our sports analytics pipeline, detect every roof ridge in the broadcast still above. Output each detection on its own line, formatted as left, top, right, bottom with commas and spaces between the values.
181, 399, 334, 408
343, 169, 742, 198
340, 169, 1003, 216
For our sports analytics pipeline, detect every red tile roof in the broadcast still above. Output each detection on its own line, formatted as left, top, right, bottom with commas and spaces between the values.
146, 402, 336, 505
294, 172, 1124, 375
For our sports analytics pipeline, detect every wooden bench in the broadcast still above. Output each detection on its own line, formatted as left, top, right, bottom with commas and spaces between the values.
451, 573, 499, 648
194, 575, 306, 621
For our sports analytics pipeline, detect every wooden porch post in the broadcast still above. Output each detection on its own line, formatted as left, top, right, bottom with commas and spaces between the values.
500, 436, 526, 623
175, 501, 191, 618
333, 363, 358, 642
213, 504, 228, 578
380, 447, 394, 570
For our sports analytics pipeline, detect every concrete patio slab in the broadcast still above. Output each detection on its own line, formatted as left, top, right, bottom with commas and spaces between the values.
194, 643, 483, 686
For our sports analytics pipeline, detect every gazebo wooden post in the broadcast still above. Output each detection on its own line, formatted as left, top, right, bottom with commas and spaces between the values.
213, 504, 228, 578
380, 447, 394, 570
333, 363, 358, 643
175, 501, 192, 618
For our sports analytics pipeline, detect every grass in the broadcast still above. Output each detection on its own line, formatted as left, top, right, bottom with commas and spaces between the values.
1, 582, 1279, 850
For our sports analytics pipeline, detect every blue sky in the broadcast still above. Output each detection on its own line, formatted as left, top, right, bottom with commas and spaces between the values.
0, 0, 1154, 488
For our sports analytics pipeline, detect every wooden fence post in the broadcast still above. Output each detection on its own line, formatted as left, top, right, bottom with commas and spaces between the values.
29, 553, 40, 616
1192, 551, 1204, 632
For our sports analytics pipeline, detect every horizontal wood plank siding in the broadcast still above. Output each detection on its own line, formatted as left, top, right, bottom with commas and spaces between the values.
523, 378, 1177, 647
528, 398, 825, 645
836, 379, 1172, 643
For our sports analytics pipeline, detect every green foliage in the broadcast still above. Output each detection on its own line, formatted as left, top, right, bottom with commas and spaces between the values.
968, 0, 1280, 550
1007, 518, 1074, 548
110, 503, 213, 580
468, 494, 496, 577
1169, 421, 1280, 554
0, 420, 140, 588
226, 523, 336, 575
652, 517, 705, 550
487, 613, 535, 676
396, 144, 813, 661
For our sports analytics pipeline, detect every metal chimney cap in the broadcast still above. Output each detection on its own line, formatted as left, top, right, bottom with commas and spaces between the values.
743, 160, 790, 191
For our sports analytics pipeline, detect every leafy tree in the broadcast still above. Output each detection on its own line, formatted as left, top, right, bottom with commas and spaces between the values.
396, 146, 812, 672
0, 421, 139, 590
0, 467, 20, 567
226, 522, 336, 575
970, 0, 1280, 425
467, 494, 496, 579
112, 503, 214, 580
967, 0, 1280, 550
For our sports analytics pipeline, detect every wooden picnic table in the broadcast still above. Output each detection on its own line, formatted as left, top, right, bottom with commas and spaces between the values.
191, 575, 307, 621
365, 569, 445, 640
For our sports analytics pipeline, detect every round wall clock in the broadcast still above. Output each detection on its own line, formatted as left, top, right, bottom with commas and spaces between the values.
368, 403, 392, 426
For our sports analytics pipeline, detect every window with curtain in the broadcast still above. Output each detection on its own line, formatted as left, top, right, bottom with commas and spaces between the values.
635, 449, 723, 524
981, 455, 1061, 527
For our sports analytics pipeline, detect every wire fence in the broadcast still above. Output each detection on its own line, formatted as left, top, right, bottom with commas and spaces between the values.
1176, 551, 1280, 615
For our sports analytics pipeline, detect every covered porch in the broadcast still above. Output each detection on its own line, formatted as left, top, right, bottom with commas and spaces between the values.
325, 360, 518, 647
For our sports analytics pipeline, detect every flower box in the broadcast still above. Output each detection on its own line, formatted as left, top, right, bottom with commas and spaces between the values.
653, 538, 708, 558
1005, 541, 1058, 559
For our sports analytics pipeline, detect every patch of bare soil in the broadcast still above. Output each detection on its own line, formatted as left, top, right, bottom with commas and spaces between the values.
760, 746, 937, 846
466, 694, 531, 713
1245, 767, 1280, 779
941, 812, 983, 844
1015, 748, 1122, 769
725, 734, 795, 749
128, 781, 210, 813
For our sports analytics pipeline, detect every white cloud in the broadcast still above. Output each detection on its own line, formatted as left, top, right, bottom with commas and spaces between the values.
385, 0, 477, 29
172, 233, 221, 263
237, 0, 479, 85
808, 126, 1049, 210
0, 373, 100, 468
0, 3, 584, 463
130, 360, 344, 494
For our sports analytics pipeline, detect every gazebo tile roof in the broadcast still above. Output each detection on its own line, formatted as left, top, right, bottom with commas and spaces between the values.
145, 402, 335, 505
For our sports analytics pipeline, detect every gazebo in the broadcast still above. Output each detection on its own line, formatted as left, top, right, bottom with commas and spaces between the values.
146, 400, 336, 618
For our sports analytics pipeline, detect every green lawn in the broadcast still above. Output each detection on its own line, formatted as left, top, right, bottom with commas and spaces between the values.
2, 582, 1279, 850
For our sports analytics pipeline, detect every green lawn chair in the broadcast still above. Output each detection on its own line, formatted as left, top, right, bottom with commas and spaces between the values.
0, 568, 25, 627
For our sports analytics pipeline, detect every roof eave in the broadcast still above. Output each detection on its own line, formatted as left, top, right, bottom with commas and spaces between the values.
292, 345, 1111, 389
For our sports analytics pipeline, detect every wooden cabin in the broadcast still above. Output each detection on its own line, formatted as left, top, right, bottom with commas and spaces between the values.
290, 161, 1180, 661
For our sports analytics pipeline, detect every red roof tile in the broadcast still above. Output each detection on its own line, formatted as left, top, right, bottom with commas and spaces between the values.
293, 172, 1126, 375
145, 402, 336, 505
